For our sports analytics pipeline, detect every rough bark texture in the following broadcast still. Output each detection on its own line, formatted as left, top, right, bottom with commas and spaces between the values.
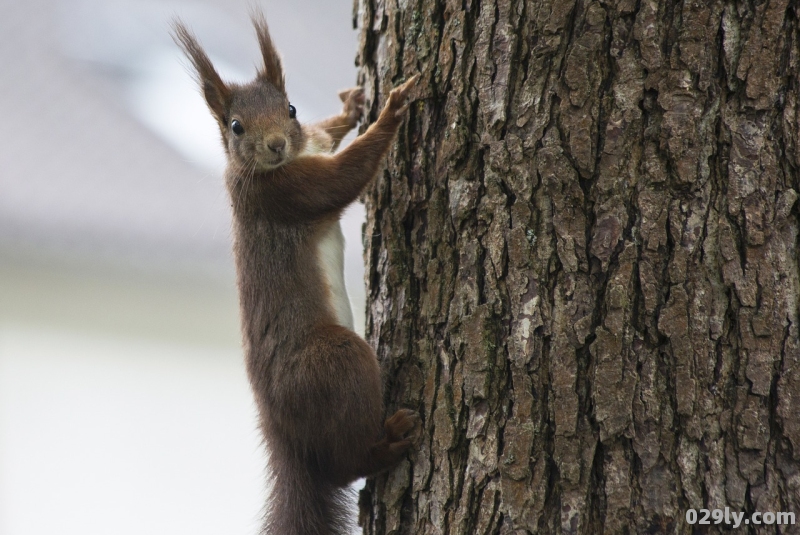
354, 0, 800, 533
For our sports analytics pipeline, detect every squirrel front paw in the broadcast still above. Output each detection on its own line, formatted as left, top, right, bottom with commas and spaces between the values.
338, 87, 365, 128
386, 74, 420, 118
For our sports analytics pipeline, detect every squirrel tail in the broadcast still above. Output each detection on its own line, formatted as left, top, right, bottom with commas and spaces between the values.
264, 454, 356, 535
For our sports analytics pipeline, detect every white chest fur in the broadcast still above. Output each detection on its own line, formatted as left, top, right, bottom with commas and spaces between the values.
299, 129, 355, 330
317, 221, 354, 329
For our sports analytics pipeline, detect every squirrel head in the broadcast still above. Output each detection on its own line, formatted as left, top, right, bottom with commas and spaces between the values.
172, 14, 303, 171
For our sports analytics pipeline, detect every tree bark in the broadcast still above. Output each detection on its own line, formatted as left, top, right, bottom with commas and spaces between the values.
354, 0, 800, 533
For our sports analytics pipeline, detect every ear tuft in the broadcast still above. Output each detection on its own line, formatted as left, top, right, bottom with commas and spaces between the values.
251, 11, 286, 93
170, 19, 231, 129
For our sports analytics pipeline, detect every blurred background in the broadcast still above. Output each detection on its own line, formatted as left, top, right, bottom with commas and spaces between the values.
0, 0, 365, 533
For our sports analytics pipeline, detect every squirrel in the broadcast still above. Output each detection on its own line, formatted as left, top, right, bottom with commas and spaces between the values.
172, 12, 420, 535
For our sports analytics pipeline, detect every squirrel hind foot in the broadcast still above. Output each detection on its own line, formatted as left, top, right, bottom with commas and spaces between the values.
358, 409, 419, 476
384, 408, 419, 442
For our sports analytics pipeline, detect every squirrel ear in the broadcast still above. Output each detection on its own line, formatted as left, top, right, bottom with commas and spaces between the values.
251, 12, 286, 93
171, 20, 231, 128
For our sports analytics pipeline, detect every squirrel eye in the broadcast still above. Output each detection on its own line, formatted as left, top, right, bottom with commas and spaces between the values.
288, 104, 296, 119
231, 120, 244, 135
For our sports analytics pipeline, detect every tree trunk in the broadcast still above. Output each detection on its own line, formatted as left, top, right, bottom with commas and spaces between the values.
354, 0, 800, 533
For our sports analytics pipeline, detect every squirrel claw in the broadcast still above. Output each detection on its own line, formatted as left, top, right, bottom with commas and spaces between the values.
338, 86, 365, 104
395, 73, 421, 96
386, 74, 421, 117
394, 103, 411, 118
339, 86, 365, 127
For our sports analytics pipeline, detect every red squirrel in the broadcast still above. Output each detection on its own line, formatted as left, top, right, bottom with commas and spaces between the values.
172, 13, 419, 535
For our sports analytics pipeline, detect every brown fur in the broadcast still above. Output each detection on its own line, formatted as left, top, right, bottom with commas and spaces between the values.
171, 14, 419, 535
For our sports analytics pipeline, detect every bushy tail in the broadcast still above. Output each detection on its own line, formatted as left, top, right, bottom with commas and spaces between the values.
264, 457, 356, 535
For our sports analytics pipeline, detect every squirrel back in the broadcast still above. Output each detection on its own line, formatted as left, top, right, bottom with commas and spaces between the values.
172, 13, 420, 535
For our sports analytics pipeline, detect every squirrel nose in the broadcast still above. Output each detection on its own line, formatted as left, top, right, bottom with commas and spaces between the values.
266, 136, 286, 154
